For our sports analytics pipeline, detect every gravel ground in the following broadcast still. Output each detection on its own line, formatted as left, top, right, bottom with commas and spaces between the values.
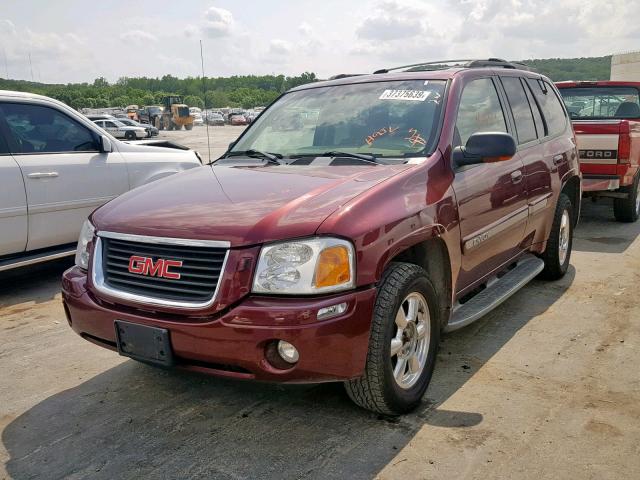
1, 128, 638, 479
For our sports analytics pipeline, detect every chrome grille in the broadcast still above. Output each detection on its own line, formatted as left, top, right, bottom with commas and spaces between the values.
93, 233, 229, 308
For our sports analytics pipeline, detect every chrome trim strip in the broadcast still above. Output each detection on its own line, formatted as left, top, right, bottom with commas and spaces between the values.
528, 193, 552, 215
463, 207, 528, 253
91, 235, 230, 309
0, 249, 76, 272
98, 231, 231, 248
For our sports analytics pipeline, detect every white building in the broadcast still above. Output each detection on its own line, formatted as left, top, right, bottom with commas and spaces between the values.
611, 51, 640, 81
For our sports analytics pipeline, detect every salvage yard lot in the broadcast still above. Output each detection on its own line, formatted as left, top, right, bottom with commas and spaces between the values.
1, 127, 639, 479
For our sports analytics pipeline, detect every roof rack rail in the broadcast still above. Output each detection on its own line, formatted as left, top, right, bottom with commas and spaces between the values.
373, 58, 533, 74
328, 73, 365, 80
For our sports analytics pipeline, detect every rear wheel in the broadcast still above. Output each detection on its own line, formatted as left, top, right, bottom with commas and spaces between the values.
185, 123, 193, 131
539, 193, 573, 280
613, 173, 640, 223
345, 262, 440, 415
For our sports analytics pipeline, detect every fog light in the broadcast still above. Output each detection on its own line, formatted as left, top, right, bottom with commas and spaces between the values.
277, 340, 299, 364
317, 302, 347, 320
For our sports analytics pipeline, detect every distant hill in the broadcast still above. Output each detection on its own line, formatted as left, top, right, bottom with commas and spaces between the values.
521, 56, 611, 81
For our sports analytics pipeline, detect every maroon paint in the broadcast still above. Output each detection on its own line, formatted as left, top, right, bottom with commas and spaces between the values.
63, 67, 580, 382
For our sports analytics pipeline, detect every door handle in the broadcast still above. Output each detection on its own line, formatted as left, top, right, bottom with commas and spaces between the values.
553, 154, 564, 166
511, 170, 523, 184
27, 172, 59, 179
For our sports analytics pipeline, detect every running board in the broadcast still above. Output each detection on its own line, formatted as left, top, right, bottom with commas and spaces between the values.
445, 255, 544, 332
0, 246, 76, 272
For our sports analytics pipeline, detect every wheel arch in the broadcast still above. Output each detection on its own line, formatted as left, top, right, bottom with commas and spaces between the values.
561, 174, 581, 227
384, 235, 453, 330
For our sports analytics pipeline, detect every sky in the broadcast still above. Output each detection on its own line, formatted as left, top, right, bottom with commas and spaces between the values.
0, 0, 638, 84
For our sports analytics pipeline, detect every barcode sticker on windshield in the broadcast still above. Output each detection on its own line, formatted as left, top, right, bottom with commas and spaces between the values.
379, 90, 431, 101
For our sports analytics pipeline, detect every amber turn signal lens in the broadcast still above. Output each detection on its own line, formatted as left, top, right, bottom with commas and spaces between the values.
314, 245, 351, 288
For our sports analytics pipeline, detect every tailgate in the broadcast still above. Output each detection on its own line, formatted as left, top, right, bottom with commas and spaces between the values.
573, 120, 621, 169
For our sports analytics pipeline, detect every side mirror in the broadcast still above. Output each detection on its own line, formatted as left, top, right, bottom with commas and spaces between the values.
452, 132, 516, 167
100, 135, 113, 153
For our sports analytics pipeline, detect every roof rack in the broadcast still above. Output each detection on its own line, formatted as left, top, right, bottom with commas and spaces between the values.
328, 73, 365, 80
373, 58, 534, 74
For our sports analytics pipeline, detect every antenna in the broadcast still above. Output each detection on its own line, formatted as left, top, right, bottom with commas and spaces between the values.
200, 39, 212, 164
28, 52, 34, 82
1, 47, 8, 79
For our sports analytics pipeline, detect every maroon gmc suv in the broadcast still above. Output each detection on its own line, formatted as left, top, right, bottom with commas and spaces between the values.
62, 59, 581, 414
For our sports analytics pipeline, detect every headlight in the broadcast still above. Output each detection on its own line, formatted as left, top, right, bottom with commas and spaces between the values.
252, 237, 355, 294
75, 220, 95, 270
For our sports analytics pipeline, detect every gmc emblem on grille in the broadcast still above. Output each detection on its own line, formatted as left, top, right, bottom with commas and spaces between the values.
128, 256, 183, 280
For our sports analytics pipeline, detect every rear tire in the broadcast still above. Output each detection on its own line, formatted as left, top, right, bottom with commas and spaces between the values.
345, 262, 440, 415
539, 193, 573, 280
613, 173, 640, 223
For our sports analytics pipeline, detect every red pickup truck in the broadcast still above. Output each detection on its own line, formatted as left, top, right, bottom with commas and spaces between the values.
556, 81, 640, 222
63, 59, 581, 414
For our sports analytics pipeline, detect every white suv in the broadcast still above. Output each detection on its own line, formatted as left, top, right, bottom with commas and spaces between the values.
0, 90, 202, 271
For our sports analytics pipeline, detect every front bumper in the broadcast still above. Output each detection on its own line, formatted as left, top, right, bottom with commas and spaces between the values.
62, 266, 376, 383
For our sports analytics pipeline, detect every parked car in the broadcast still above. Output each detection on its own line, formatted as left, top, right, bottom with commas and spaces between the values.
0, 89, 202, 271
556, 81, 640, 222
189, 107, 204, 126
206, 112, 225, 126
230, 114, 249, 126
117, 117, 159, 137
92, 118, 147, 140
62, 59, 580, 415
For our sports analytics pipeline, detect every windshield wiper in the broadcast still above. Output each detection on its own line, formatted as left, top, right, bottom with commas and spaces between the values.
291, 151, 387, 165
222, 149, 285, 165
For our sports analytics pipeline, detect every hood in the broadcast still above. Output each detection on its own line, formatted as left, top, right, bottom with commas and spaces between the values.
92, 163, 411, 246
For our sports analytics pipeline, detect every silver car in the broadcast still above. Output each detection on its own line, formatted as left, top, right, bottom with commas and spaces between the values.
0, 89, 202, 271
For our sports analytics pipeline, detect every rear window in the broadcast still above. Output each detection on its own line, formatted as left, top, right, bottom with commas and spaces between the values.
527, 79, 568, 136
501, 76, 537, 144
558, 86, 640, 120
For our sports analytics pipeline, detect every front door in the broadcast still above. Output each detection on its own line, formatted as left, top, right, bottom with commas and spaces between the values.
0, 102, 129, 251
451, 77, 529, 294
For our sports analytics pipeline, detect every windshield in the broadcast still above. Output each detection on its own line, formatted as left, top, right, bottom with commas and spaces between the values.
230, 80, 446, 158
559, 86, 640, 119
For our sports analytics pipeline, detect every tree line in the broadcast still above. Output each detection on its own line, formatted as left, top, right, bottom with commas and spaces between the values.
0, 72, 318, 110
0, 56, 612, 111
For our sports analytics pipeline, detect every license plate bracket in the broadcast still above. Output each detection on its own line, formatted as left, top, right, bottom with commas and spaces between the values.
114, 320, 174, 367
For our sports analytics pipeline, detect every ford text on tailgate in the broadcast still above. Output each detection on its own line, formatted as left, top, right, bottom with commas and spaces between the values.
62, 59, 581, 414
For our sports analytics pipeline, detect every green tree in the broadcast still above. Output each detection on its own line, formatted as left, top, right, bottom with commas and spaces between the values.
184, 95, 204, 108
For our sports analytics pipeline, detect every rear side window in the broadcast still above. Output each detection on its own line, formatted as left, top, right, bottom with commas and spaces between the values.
527, 79, 567, 136
455, 78, 507, 146
0, 103, 99, 154
501, 76, 537, 144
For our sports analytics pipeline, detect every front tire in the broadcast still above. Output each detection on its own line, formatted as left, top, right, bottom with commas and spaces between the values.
539, 193, 573, 280
613, 173, 640, 223
124, 131, 135, 140
345, 263, 440, 415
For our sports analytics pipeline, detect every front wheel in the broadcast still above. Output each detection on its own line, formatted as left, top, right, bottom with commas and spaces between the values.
124, 131, 135, 140
345, 263, 440, 415
185, 123, 193, 131
539, 193, 573, 280
613, 173, 640, 223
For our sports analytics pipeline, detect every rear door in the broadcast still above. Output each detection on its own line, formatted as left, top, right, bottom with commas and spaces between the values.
498, 75, 554, 246
523, 78, 575, 244
451, 77, 528, 292
0, 101, 129, 251
0, 125, 27, 256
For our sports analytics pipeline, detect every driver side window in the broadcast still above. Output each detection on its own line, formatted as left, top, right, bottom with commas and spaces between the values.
0, 102, 99, 154
454, 78, 507, 147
